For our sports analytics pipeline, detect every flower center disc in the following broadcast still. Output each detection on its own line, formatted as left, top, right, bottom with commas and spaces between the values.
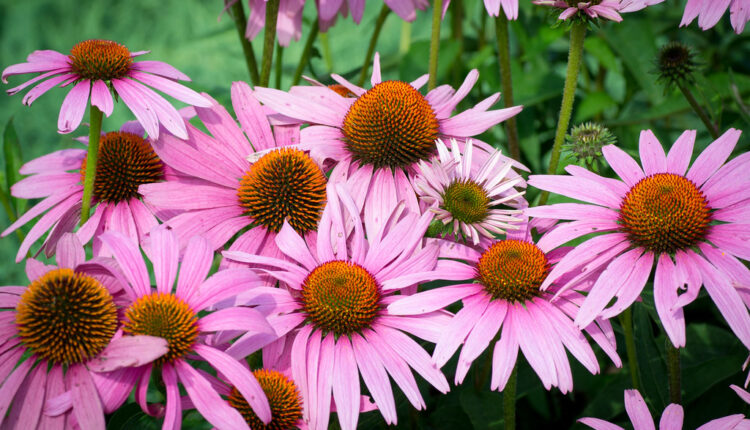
238, 148, 327, 233
228, 369, 303, 430
79, 131, 164, 203
122, 292, 199, 365
301, 261, 380, 336
342, 81, 439, 170
442, 179, 490, 224
476, 240, 550, 302
619, 173, 711, 254
69, 39, 132, 81
15, 268, 117, 364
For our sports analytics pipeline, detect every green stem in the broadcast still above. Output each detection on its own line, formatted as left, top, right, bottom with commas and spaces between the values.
494, 12, 520, 161
229, 0, 260, 84
80, 106, 103, 225
357, 4, 390, 87
259, 0, 280, 87
620, 307, 640, 391
676, 80, 719, 139
427, 0, 444, 91
274, 45, 284, 89
504, 366, 517, 430
292, 20, 319, 86
667, 342, 681, 404
399, 20, 412, 56
320, 31, 333, 73
539, 21, 586, 206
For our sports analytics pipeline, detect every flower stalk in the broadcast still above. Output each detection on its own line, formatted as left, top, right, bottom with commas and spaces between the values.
259, 0, 280, 87
494, 12, 520, 161
292, 20, 319, 86
80, 105, 103, 224
229, 0, 260, 84
676, 80, 719, 139
358, 4, 390, 87
621, 307, 640, 390
504, 366, 517, 430
428, 0, 445, 90
540, 21, 586, 205
667, 342, 682, 404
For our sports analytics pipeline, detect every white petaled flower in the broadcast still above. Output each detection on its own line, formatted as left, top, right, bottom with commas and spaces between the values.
414, 139, 527, 244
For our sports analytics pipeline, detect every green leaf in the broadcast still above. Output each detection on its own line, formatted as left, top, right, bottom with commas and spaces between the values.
3, 118, 25, 216
633, 301, 669, 412
459, 388, 504, 429
106, 403, 161, 430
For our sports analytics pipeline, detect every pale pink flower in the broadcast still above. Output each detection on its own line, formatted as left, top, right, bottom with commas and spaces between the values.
579, 388, 750, 429
680, 0, 749, 34
1, 122, 174, 262
0, 233, 167, 430
2, 40, 211, 138
533, 0, 663, 22
526, 129, 750, 349
414, 138, 526, 244
222, 184, 455, 429
483, 0, 520, 19
140, 81, 329, 258
223, 0, 306, 47
254, 53, 522, 235
388, 221, 620, 392
63, 229, 277, 430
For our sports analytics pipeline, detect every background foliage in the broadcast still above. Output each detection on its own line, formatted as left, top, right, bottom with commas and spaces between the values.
1, 0, 749, 428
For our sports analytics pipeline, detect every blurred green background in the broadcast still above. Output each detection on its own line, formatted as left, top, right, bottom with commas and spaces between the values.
0, 0, 749, 428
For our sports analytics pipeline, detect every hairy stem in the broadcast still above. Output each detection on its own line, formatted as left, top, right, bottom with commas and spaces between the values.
259, 0, 280, 87
229, 0, 259, 84
504, 366, 517, 430
621, 307, 640, 390
677, 80, 719, 139
274, 45, 284, 89
358, 4, 390, 87
428, 0, 445, 90
292, 20, 319, 86
539, 21, 586, 206
81, 105, 103, 224
494, 12, 520, 161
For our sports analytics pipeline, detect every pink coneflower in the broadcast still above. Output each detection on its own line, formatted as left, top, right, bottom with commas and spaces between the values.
388, 222, 620, 392
579, 388, 750, 429
81, 229, 276, 429
533, 0, 664, 21
483, 0, 520, 18
1, 123, 169, 262
139, 81, 328, 255
2, 40, 210, 138
254, 53, 522, 229
0, 233, 167, 429
414, 138, 526, 244
222, 184, 453, 429
526, 129, 750, 349
231, 0, 306, 47
680, 0, 749, 34
316, 0, 445, 30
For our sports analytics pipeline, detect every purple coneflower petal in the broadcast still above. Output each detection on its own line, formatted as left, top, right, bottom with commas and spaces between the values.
90, 79, 114, 116
16, 192, 81, 262
57, 80, 91, 134
131, 60, 190, 81
654, 255, 686, 347
665, 130, 696, 175
456, 300, 507, 383
111, 78, 160, 138
638, 130, 667, 175
199, 307, 274, 334
189, 269, 263, 312
434, 295, 488, 367
624, 389, 655, 430
602, 145, 645, 187
4, 361, 46, 430
370, 333, 424, 410
161, 364, 182, 430
231, 82, 275, 152
149, 228, 179, 294
686, 128, 741, 186
315, 334, 336, 429
491, 310, 519, 391
11, 173, 79, 199
352, 333, 397, 424
87, 336, 169, 372
333, 337, 360, 430
19, 148, 85, 175
69, 364, 106, 430
99, 232, 151, 297
91, 367, 141, 413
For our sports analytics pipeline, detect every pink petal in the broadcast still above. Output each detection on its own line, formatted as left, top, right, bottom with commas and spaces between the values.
2, 61, 66, 83
686, 128, 741, 186
367, 332, 424, 410
624, 389, 655, 430
38, 366, 65, 430
659, 403, 684, 430
89, 79, 113, 116
4, 362, 46, 430
665, 130, 696, 175
193, 344, 272, 424
69, 363, 106, 430
439, 106, 523, 137
638, 130, 667, 175
275, 221, 318, 270
57, 80, 91, 134
19, 148, 85, 175
55, 232, 85, 269
129, 71, 210, 107
188, 268, 263, 311
253, 87, 343, 127
433, 295, 489, 367
332, 337, 360, 430
512, 304, 557, 390
314, 333, 336, 429
174, 359, 250, 429
99, 231, 151, 297
541, 233, 628, 290
161, 364, 182, 430
455, 300, 507, 384
111, 78, 160, 139
387, 284, 481, 315
176, 235, 213, 298
231, 82, 275, 152
654, 254, 686, 347
149, 228, 179, 294
578, 418, 625, 430
351, 333, 398, 424
525, 203, 619, 221
527, 174, 623, 208
21, 73, 74, 106
87, 335, 168, 372
131, 60, 190, 81
90, 367, 142, 413
199, 306, 274, 335
601, 144, 645, 187
432, 69, 479, 118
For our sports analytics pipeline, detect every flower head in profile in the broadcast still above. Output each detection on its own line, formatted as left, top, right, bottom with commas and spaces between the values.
579, 388, 750, 429
2, 39, 211, 138
1, 122, 168, 261
388, 221, 620, 393
140, 81, 329, 257
222, 184, 454, 429
0, 233, 167, 430
254, 53, 522, 229
680, 0, 749, 34
533, 0, 664, 22
527, 129, 750, 349
86, 229, 276, 430
414, 139, 526, 244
